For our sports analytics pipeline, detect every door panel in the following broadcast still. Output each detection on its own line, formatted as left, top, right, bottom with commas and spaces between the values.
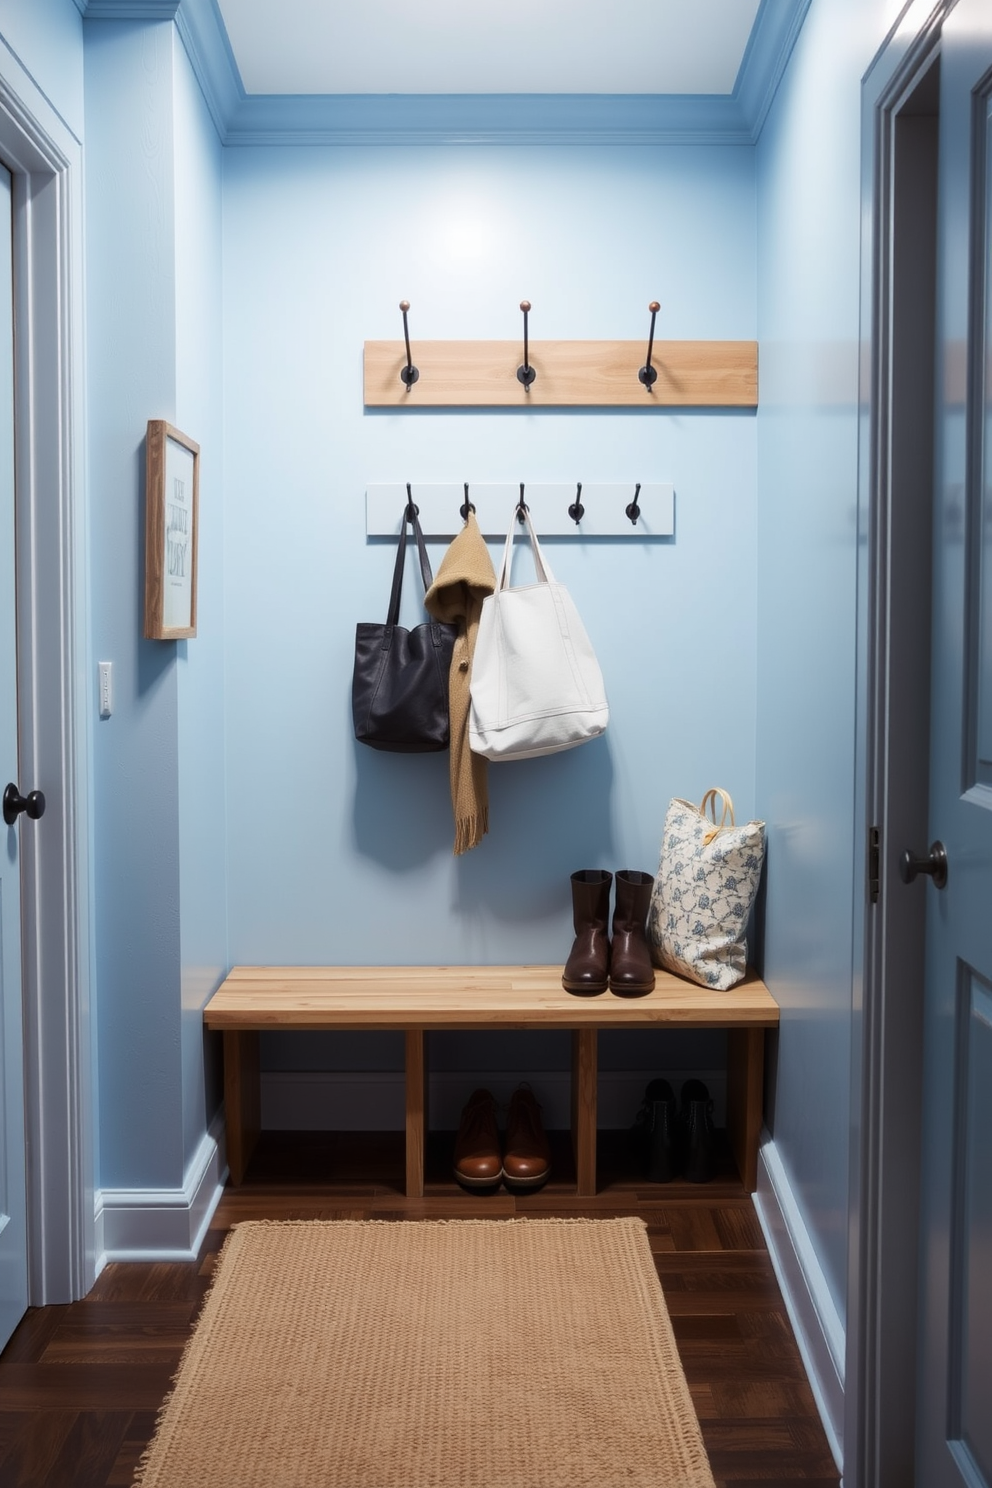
951, 969, 992, 1480
919, 3, 992, 1483
0, 159, 27, 1351
978, 107, 992, 780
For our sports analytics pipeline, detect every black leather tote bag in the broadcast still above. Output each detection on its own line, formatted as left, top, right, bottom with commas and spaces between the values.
352, 503, 457, 752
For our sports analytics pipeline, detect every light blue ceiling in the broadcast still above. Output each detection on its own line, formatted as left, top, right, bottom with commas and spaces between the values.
75, 0, 813, 144
217, 0, 762, 97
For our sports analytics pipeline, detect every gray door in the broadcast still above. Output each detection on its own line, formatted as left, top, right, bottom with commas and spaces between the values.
0, 160, 28, 1351
917, 3, 992, 1482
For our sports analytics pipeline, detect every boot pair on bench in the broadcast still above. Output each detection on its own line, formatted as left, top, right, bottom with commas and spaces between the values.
562, 869, 656, 997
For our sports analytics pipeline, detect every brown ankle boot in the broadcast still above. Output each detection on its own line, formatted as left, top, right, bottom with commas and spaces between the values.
453, 1089, 502, 1189
502, 1086, 552, 1190
609, 869, 656, 996
562, 869, 611, 995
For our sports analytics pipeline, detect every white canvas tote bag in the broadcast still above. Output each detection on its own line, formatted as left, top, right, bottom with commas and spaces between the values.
647, 788, 766, 989
468, 503, 609, 761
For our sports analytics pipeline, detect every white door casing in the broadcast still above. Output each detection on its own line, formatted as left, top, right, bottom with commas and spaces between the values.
0, 53, 93, 1305
0, 160, 28, 1352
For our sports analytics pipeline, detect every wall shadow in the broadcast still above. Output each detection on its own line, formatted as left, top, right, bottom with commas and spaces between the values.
351, 739, 459, 867
452, 734, 615, 922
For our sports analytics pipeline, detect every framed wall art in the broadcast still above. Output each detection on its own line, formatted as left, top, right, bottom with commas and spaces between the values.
144, 419, 200, 640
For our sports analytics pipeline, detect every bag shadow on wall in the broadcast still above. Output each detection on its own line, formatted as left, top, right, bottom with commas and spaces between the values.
351, 741, 457, 868
452, 737, 615, 922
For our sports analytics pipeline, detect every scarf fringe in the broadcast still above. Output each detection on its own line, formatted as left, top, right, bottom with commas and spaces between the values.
453, 806, 489, 856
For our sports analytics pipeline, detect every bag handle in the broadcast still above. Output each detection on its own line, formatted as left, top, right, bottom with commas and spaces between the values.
386, 501, 435, 626
496, 500, 557, 592
700, 787, 735, 845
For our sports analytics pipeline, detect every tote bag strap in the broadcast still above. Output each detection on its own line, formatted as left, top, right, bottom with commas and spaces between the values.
386, 502, 436, 625
496, 501, 557, 591
700, 787, 735, 845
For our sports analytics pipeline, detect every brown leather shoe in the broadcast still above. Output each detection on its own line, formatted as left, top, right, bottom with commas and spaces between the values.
609, 869, 656, 996
502, 1086, 551, 1190
453, 1089, 502, 1189
562, 869, 612, 995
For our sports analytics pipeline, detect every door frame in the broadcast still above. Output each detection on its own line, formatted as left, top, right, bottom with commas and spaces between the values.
849, 2, 954, 1484
0, 55, 94, 1303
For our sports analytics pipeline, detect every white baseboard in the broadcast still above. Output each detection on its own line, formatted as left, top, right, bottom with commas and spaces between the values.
752, 1131, 845, 1474
260, 1068, 728, 1132
94, 1109, 228, 1269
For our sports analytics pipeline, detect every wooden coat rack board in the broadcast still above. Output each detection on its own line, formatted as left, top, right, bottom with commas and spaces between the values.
364, 339, 758, 408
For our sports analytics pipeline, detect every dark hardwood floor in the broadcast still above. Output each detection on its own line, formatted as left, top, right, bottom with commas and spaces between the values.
0, 1130, 841, 1487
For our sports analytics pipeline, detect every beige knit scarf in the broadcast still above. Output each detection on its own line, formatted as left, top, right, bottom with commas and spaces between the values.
424, 512, 496, 855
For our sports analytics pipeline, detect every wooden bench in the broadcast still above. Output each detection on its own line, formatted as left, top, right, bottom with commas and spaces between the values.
203, 965, 779, 1197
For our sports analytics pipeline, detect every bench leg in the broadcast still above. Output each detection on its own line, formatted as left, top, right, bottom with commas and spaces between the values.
224, 1030, 260, 1187
727, 1027, 765, 1193
405, 1030, 428, 1198
572, 1029, 598, 1196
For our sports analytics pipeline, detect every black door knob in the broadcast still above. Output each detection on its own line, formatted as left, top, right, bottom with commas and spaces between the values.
899, 840, 947, 889
3, 783, 46, 827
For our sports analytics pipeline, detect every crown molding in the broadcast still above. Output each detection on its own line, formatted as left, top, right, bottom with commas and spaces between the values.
733, 0, 814, 140
174, 0, 241, 138
79, 1, 181, 16
221, 92, 754, 148
79, 0, 811, 145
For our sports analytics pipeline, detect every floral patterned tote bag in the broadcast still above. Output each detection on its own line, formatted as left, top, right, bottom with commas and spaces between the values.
647, 788, 766, 990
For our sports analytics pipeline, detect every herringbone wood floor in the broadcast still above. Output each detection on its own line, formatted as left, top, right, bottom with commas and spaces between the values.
0, 1130, 841, 1487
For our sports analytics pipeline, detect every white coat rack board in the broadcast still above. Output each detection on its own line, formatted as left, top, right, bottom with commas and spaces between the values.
365, 485, 675, 541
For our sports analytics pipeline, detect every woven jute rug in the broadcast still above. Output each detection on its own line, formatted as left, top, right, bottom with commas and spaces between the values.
134, 1217, 715, 1488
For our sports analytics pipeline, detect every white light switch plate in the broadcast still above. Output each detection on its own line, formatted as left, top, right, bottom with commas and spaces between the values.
98, 661, 112, 718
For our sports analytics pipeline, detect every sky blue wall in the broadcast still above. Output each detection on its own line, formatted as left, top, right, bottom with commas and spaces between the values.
221, 142, 758, 1076
9, 0, 910, 1275
173, 30, 227, 1171
47, 0, 761, 1191
85, 19, 183, 1194
755, 0, 905, 1328
85, 17, 226, 1191
5, 8, 960, 1403
0, 0, 83, 142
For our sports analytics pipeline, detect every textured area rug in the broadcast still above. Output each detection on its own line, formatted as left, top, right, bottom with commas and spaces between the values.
135, 1217, 715, 1488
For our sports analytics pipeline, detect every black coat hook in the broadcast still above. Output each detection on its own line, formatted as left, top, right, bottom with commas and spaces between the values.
625, 483, 642, 525
516, 482, 529, 524
568, 482, 585, 525
516, 301, 536, 389
405, 482, 419, 520
460, 482, 475, 520
638, 302, 660, 390
399, 301, 419, 388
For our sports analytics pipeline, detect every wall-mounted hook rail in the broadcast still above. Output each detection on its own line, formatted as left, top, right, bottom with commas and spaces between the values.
568, 482, 584, 525
516, 302, 536, 389
398, 301, 419, 388
365, 336, 756, 407
638, 303, 660, 391
366, 483, 675, 540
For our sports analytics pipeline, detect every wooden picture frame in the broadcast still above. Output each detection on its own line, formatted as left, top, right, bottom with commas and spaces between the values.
144, 420, 200, 640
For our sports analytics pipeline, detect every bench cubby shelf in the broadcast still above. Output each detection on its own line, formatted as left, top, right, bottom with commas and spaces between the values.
203, 965, 780, 1196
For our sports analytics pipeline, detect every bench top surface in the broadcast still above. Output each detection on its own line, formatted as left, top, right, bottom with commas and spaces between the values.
203, 965, 779, 1030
